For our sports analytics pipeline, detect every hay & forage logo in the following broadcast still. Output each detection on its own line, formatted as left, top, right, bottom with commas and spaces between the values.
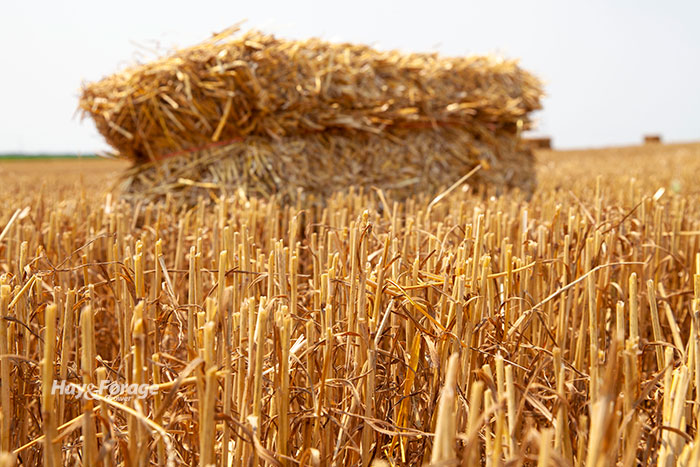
51, 380, 157, 402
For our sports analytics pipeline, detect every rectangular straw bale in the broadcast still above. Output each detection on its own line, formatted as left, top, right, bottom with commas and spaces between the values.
80, 26, 542, 202
118, 127, 535, 204
79, 26, 542, 162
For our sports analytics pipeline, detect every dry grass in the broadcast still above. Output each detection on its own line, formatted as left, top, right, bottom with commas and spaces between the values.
0, 142, 699, 466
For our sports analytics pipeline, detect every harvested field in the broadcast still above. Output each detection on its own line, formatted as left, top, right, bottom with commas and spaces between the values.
1, 142, 700, 466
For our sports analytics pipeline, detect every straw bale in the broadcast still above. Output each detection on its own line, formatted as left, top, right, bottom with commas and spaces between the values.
118, 127, 535, 204
79, 27, 542, 163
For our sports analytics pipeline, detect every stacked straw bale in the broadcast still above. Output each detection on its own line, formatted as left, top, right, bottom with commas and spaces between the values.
79, 27, 543, 202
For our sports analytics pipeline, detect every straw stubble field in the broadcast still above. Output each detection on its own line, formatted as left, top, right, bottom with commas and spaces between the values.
1, 142, 700, 466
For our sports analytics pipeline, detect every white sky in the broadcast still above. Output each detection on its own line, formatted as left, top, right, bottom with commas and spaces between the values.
1, 0, 698, 153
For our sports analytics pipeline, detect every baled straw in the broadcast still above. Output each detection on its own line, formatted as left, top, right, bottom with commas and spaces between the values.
118, 127, 536, 203
79, 27, 542, 163
79, 26, 542, 202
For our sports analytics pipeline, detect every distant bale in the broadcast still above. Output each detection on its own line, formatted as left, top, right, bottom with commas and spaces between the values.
523, 136, 552, 150
79, 26, 543, 202
644, 134, 662, 144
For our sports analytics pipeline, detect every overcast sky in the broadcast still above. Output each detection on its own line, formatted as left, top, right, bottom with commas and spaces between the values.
1, 0, 698, 153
